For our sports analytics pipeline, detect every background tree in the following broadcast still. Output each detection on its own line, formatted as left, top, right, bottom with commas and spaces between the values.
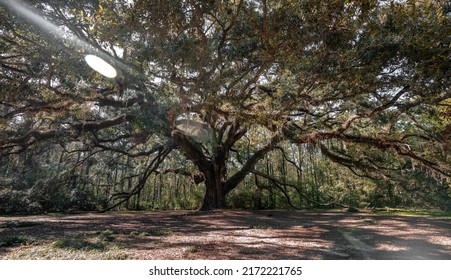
1, 0, 449, 211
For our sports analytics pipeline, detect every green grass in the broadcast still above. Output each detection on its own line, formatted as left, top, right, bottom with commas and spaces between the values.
2, 233, 128, 260
53, 238, 106, 251
373, 208, 451, 217
5, 244, 128, 260
96, 230, 116, 242
130, 229, 170, 237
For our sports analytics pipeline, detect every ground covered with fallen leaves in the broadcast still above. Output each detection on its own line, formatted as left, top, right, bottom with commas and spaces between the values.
0, 210, 449, 260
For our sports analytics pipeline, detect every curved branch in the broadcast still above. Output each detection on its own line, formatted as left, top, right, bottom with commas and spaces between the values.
252, 170, 346, 208
224, 134, 281, 194
72, 114, 135, 132
101, 144, 174, 212
154, 168, 205, 184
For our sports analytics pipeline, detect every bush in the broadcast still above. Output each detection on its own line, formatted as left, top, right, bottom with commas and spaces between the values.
0, 188, 31, 214
226, 186, 263, 209
28, 179, 71, 212
69, 188, 98, 211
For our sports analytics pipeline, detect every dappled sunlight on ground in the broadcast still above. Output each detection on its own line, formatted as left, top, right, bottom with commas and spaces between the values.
0, 210, 449, 260
374, 243, 408, 251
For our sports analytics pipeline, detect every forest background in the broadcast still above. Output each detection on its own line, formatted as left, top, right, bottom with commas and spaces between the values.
0, 0, 450, 214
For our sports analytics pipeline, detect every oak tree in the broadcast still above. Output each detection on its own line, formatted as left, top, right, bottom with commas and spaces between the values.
1, 0, 449, 210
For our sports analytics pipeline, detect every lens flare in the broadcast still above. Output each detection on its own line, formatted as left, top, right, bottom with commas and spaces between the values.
84, 55, 117, 79
175, 113, 213, 143
0, 0, 129, 78
0, 0, 92, 51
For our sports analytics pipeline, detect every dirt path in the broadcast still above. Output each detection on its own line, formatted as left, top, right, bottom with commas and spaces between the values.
0, 210, 450, 259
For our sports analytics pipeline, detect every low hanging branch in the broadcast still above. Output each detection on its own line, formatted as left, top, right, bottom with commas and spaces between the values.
251, 169, 348, 209
100, 144, 174, 212
0, 114, 137, 156
154, 168, 205, 185
254, 172, 302, 210
285, 122, 451, 179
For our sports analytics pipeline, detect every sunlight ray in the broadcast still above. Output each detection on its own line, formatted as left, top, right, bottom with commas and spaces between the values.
0, 0, 121, 78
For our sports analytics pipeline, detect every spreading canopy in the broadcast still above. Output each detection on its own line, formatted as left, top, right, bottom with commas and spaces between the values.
1, 0, 450, 210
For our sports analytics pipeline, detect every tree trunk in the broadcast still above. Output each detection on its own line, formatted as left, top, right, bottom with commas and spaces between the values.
172, 128, 278, 211
201, 180, 226, 210
200, 162, 227, 210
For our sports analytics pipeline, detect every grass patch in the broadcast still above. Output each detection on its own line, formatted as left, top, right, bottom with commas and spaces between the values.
183, 245, 198, 254
250, 224, 271, 229
3, 234, 129, 260
130, 229, 170, 237
148, 229, 171, 236
374, 208, 451, 217
5, 244, 129, 260
96, 230, 116, 242
0, 236, 37, 247
53, 238, 106, 251
130, 231, 148, 237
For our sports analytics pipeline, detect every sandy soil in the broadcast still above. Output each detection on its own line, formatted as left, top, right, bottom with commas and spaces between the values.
0, 210, 450, 260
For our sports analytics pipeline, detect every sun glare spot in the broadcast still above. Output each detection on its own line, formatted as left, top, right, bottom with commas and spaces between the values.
84, 55, 117, 79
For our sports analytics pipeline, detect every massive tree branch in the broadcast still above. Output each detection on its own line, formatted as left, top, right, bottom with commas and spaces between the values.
0, 114, 136, 156
224, 134, 281, 194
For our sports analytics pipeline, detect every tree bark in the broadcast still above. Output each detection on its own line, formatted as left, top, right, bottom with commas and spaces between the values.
199, 150, 229, 210
201, 171, 227, 210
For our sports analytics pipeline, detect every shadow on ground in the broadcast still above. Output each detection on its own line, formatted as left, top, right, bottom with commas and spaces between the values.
0, 210, 450, 259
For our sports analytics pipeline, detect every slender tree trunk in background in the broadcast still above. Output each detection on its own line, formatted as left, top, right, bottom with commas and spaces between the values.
84, 156, 91, 192
113, 161, 119, 194
126, 169, 132, 210
308, 145, 320, 204
135, 186, 141, 210
151, 174, 157, 209
158, 173, 163, 208
297, 144, 305, 207
266, 157, 276, 208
